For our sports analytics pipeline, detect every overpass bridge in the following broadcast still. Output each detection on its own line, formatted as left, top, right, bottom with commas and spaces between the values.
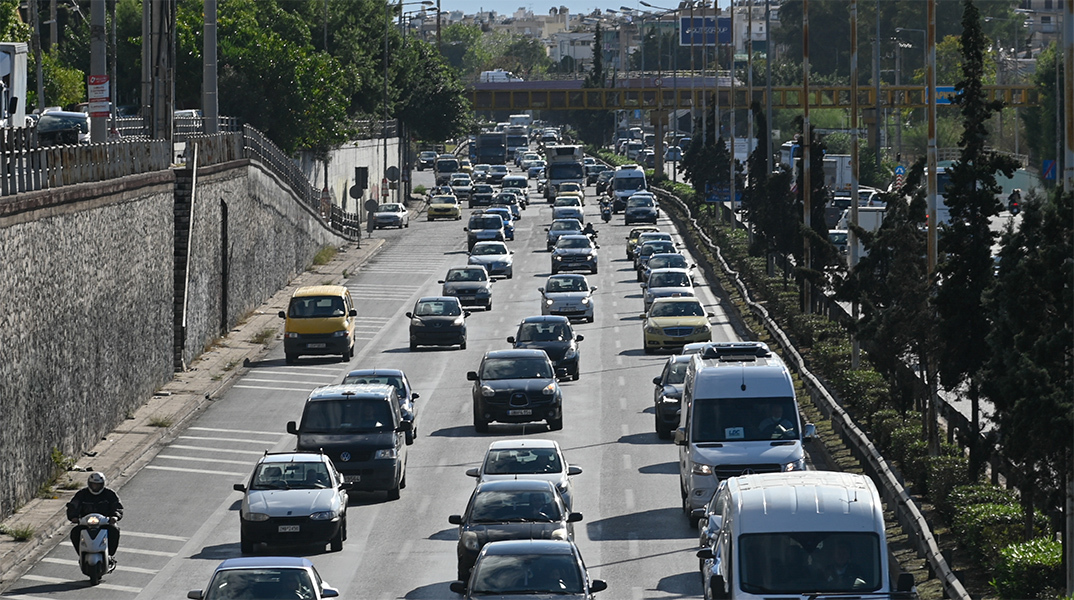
465, 77, 1039, 111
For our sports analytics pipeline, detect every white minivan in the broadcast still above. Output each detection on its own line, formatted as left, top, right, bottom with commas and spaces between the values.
676, 342, 815, 514
696, 471, 916, 599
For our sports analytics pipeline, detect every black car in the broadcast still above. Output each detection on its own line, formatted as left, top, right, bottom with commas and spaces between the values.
407, 297, 469, 350
450, 540, 607, 599
467, 349, 563, 432
595, 170, 614, 195
652, 354, 691, 439
448, 479, 582, 581
417, 151, 438, 171
624, 194, 659, 225
470, 184, 496, 208
506, 316, 584, 381
585, 164, 608, 185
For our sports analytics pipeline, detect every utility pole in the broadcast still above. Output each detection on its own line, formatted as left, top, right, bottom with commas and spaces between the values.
50, 0, 57, 49
873, 0, 881, 166
925, 0, 940, 457
729, 0, 736, 228
203, 0, 219, 134
90, 0, 106, 143
850, 0, 860, 368
765, 0, 772, 176
31, 0, 43, 109
802, 0, 811, 313
142, 0, 175, 141
701, 0, 707, 146
1063, 0, 1073, 189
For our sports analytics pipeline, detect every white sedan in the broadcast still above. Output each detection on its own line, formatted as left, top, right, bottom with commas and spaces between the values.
468, 241, 514, 279
465, 439, 582, 510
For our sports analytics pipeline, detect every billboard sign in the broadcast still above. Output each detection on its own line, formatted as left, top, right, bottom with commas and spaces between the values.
679, 16, 730, 46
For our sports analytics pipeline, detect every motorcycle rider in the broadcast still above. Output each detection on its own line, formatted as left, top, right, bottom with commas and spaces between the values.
582, 222, 597, 238
67, 472, 123, 569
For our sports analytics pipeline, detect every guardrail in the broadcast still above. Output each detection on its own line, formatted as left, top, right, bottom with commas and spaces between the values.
653, 185, 971, 600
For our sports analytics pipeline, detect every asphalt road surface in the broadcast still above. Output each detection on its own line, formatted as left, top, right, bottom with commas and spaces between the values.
2, 162, 819, 600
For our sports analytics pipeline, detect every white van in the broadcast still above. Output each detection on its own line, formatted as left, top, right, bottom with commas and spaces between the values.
676, 342, 815, 514
609, 164, 647, 211
696, 471, 915, 599
479, 69, 523, 83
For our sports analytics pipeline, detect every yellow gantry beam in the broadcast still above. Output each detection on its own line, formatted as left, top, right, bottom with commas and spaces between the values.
464, 84, 1038, 111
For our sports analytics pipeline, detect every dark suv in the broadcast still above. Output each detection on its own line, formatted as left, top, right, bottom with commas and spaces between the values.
507, 316, 584, 381
467, 349, 563, 433
465, 214, 506, 251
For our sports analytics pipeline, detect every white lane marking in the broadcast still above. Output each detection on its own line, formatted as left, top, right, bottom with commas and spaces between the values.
178, 435, 281, 445
612, 300, 618, 307
622, 454, 631, 471
617, 376, 625, 387
628, 532, 639, 557
396, 539, 414, 562
120, 531, 189, 542
261, 366, 346, 373
619, 397, 627, 410
416, 496, 432, 516
232, 384, 317, 392
41, 557, 158, 575
144, 465, 248, 477
621, 424, 629, 437
632, 587, 644, 600
616, 356, 623, 366
168, 445, 267, 456
2, 594, 55, 599
19, 574, 141, 594
188, 427, 286, 437
239, 378, 333, 387
615, 339, 621, 349
614, 326, 621, 334
156, 455, 252, 466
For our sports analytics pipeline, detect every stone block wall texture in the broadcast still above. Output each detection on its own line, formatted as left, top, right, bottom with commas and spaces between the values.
0, 177, 176, 518
180, 161, 348, 369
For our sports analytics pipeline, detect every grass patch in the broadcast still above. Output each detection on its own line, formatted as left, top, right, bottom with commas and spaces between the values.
413, 185, 427, 196
251, 328, 275, 345
0, 524, 35, 541
60, 478, 81, 490
223, 360, 238, 372
312, 246, 338, 265
149, 416, 174, 428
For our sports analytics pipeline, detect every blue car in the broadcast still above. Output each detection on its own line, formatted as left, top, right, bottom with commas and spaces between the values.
484, 207, 515, 241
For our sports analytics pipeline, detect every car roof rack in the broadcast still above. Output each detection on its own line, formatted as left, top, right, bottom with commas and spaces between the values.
700, 341, 772, 360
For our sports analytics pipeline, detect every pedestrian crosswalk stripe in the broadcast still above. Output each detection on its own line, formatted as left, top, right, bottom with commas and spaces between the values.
240, 377, 336, 386
169, 445, 269, 456
120, 531, 189, 542
177, 435, 281, 445
20, 574, 141, 594
157, 454, 253, 466
145, 465, 247, 477
189, 427, 286, 437
42, 557, 158, 575
232, 384, 318, 392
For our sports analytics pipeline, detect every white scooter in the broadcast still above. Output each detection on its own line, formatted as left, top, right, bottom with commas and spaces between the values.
75, 513, 115, 585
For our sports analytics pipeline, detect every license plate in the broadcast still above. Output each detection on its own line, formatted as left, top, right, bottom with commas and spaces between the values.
344, 474, 361, 483
278, 525, 300, 533
307, 343, 326, 349
507, 409, 532, 416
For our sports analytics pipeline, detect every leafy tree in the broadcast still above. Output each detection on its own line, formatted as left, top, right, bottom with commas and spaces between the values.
793, 122, 833, 287
497, 36, 552, 78
394, 40, 471, 142
28, 52, 83, 110
932, 0, 1019, 474
980, 188, 1073, 540
570, 24, 612, 148
1020, 42, 1061, 171
439, 23, 486, 76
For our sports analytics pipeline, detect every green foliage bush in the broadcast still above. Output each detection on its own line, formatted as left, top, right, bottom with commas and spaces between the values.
991, 537, 1063, 600
953, 503, 1046, 565
840, 369, 889, 415
928, 454, 972, 518
872, 409, 905, 453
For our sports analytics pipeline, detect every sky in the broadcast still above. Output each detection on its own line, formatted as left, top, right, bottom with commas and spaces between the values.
439, 0, 622, 19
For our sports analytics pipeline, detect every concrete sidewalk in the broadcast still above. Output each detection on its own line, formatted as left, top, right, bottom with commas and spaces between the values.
0, 236, 388, 592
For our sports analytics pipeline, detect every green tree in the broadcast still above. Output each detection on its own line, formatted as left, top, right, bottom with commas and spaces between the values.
932, 0, 1019, 473
570, 24, 612, 148
28, 52, 83, 110
395, 40, 471, 142
980, 188, 1073, 540
439, 23, 486, 77
0, 0, 29, 43
1020, 42, 1061, 171
498, 36, 552, 78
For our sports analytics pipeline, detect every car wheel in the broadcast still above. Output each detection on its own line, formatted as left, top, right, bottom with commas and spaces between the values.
486, 301, 493, 311
405, 428, 415, 445
547, 416, 563, 431
474, 404, 489, 433
551, 267, 558, 275
386, 484, 401, 501
400, 470, 407, 490
592, 266, 598, 274
572, 368, 580, 381
341, 343, 352, 362
410, 341, 418, 351
636, 271, 643, 282
240, 536, 254, 555
460, 340, 467, 350
458, 566, 470, 583
427, 216, 433, 221
656, 416, 672, 440
506, 271, 513, 279
330, 524, 344, 552
644, 345, 654, 355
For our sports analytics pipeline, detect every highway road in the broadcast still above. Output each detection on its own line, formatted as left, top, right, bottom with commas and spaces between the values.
1, 162, 817, 599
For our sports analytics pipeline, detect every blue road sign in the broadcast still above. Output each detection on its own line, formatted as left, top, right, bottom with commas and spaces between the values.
1043, 159, 1056, 181
926, 85, 960, 105
894, 165, 907, 176
679, 16, 730, 46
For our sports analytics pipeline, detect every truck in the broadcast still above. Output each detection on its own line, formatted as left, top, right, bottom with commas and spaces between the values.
508, 114, 533, 130
474, 132, 507, 165
505, 126, 529, 163
0, 43, 27, 128
823, 154, 853, 192
543, 145, 585, 201
479, 69, 523, 83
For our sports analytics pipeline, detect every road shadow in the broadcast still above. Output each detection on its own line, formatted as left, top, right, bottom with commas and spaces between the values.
189, 542, 243, 560
656, 571, 705, 597
429, 527, 459, 542
3, 580, 96, 595
403, 581, 462, 598
227, 499, 241, 511
623, 293, 643, 299
429, 425, 482, 438
638, 461, 679, 475
585, 507, 696, 541
618, 432, 663, 445
618, 349, 657, 357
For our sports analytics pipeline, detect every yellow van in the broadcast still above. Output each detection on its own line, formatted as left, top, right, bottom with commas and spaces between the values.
279, 286, 357, 364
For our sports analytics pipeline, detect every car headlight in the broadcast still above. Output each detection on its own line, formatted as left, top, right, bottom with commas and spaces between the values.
244, 512, 270, 522
310, 510, 339, 521
554, 255, 563, 261
481, 385, 496, 397
783, 458, 806, 472
692, 463, 714, 476
374, 448, 398, 460
564, 347, 578, 359
461, 531, 481, 551
411, 318, 425, 327
580, 297, 590, 305
545, 299, 554, 306
286, 332, 299, 339
645, 324, 661, 334
551, 528, 569, 540
694, 325, 711, 334
332, 329, 349, 337
541, 383, 557, 395
453, 317, 465, 326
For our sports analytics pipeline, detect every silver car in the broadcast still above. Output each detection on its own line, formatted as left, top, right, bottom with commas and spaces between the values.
539, 274, 596, 322
440, 266, 494, 310
551, 234, 599, 275
642, 268, 695, 312
466, 438, 583, 510
468, 241, 514, 279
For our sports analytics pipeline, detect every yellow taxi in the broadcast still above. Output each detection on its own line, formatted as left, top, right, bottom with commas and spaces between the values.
427, 194, 462, 221
642, 296, 712, 354
279, 286, 357, 364
556, 181, 585, 205
459, 158, 474, 174
625, 225, 661, 260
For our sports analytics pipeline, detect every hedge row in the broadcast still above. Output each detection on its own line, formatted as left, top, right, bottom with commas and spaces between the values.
635, 174, 1062, 598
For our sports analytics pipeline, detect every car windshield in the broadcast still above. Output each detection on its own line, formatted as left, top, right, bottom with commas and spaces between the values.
415, 300, 462, 316
471, 216, 503, 230
480, 357, 554, 380
342, 374, 405, 399
554, 198, 581, 207
615, 176, 645, 191
666, 361, 689, 385
503, 179, 526, 189
556, 237, 592, 250
627, 196, 655, 208
559, 183, 581, 193
484, 447, 564, 474
690, 397, 799, 443
495, 193, 518, 203
491, 166, 508, 174
287, 296, 346, 318
650, 272, 691, 287
250, 461, 332, 491
470, 554, 583, 595
473, 185, 494, 194
638, 234, 670, 245
436, 159, 459, 171
420, 152, 437, 159
300, 398, 393, 434
431, 196, 457, 204
38, 114, 89, 133
517, 322, 571, 343
650, 255, 687, 270
650, 301, 705, 317
545, 277, 587, 293
472, 244, 507, 256
469, 489, 562, 523
205, 567, 316, 600
447, 268, 487, 282
487, 210, 511, 221
738, 532, 882, 594
642, 242, 675, 256
378, 204, 402, 212
550, 221, 582, 232
548, 163, 585, 179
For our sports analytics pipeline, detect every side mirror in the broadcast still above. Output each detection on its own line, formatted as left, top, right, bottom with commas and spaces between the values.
278, 310, 286, 319
187, 592, 205, 600
639, 313, 647, 320
506, 336, 516, 343
896, 572, 915, 593
595, 245, 600, 249
674, 427, 687, 445
464, 311, 472, 318
590, 580, 608, 594
575, 334, 584, 342
339, 482, 353, 490
537, 287, 545, 293
466, 371, 479, 381
590, 286, 597, 292
697, 548, 714, 560
405, 312, 413, 319
449, 582, 468, 595
349, 309, 357, 317
567, 465, 583, 476
233, 483, 246, 493
448, 515, 463, 525
804, 422, 817, 441
411, 392, 420, 400
396, 421, 412, 432
707, 312, 715, 318
321, 588, 340, 599
653, 376, 662, 385
465, 467, 480, 477
463, 227, 469, 231
640, 283, 647, 288
567, 512, 583, 523
437, 280, 445, 284
286, 421, 298, 435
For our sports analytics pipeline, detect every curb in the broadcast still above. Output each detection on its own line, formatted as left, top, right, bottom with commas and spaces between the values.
0, 238, 386, 592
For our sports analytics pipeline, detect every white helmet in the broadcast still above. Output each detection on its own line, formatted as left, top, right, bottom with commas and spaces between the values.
87, 472, 106, 495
